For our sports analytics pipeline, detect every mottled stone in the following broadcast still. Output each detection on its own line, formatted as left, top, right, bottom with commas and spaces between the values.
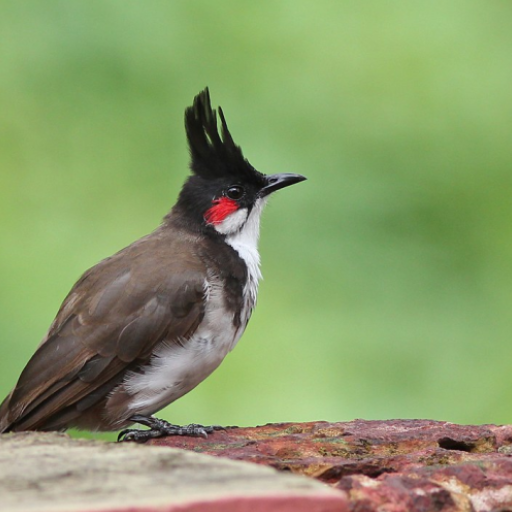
149, 419, 512, 511
0, 432, 346, 512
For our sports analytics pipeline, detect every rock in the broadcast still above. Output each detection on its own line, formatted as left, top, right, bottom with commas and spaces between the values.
148, 419, 512, 511
0, 431, 346, 512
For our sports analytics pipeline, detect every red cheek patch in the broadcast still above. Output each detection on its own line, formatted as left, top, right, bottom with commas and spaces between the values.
204, 197, 239, 225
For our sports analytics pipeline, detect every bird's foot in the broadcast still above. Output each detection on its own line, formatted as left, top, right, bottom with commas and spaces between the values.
117, 414, 225, 442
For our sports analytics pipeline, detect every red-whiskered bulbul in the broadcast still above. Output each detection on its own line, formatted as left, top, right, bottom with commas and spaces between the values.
0, 88, 306, 441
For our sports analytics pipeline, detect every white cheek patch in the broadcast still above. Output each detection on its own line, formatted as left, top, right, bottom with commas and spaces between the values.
213, 208, 249, 235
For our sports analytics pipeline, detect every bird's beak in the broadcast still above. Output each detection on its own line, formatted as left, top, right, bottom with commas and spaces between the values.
260, 173, 307, 197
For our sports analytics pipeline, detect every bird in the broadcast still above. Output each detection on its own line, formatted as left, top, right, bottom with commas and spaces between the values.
0, 88, 306, 441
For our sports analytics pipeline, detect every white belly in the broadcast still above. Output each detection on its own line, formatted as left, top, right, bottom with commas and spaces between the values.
119, 276, 254, 417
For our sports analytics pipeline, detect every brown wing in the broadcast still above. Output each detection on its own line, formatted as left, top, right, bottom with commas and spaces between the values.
0, 231, 207, 432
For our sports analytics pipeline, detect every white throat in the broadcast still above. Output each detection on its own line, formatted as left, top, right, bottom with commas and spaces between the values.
215, 199, 267, 302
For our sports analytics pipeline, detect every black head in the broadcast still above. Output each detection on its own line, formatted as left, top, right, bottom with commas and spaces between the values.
171, 88, 306, 234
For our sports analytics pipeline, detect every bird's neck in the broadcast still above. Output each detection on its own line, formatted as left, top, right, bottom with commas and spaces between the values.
164, 201, 264, 303
223, 200, 265, 306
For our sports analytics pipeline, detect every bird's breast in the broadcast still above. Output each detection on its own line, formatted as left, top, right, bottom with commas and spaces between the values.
112, 272, 257, 418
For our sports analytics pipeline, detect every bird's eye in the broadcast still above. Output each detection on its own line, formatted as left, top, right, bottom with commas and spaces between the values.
225, 185, 244, 200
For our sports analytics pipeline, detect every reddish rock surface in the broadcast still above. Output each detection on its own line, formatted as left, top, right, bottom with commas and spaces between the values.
149, 419, 512, 511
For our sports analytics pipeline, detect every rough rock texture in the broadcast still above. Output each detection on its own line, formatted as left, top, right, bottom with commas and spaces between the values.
149, 419, 512, 511
0, 432, 345, 512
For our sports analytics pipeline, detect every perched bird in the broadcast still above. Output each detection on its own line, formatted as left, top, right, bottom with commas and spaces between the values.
0, 88, 306, 441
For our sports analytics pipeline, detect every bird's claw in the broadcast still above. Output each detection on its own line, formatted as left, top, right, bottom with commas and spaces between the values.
117, 415, 225, 442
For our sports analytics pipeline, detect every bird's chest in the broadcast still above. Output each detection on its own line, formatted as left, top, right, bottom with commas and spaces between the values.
122, 269, 258, 416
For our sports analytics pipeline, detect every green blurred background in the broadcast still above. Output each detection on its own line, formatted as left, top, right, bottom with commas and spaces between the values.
2, 2, 512, 440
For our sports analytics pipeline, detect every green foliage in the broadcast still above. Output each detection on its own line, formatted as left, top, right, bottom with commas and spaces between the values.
2, 1, 512, 433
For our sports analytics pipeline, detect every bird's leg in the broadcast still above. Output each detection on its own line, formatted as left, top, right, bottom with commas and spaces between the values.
117, 414, 225, 442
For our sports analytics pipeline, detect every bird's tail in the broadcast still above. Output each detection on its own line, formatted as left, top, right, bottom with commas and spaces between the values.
0, 391, 14, 433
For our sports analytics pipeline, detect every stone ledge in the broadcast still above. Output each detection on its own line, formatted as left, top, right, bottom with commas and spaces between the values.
4, 420, 512, 511
0, 432, 346, 512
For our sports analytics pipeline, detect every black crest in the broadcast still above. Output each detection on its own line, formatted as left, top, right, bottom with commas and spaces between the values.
185, 88, 264, 183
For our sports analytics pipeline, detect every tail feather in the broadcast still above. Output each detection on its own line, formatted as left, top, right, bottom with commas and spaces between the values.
0, 391, 14, 433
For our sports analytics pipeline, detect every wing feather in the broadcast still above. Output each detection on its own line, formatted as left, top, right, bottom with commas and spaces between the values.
0, 231, 207, 432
